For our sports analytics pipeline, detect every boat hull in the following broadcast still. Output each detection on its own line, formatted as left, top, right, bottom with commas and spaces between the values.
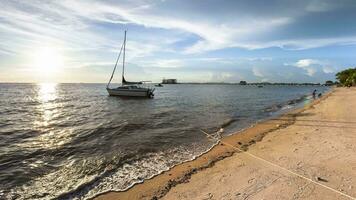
106, 88, 153, 97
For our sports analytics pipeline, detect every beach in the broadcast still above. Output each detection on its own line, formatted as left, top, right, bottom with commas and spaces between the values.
95, 87, 356, 200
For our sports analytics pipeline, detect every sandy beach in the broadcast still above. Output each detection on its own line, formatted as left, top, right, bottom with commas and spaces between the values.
95, 87, 356, 200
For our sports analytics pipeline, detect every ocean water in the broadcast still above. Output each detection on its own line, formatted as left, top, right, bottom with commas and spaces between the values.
0, 83, 329, 199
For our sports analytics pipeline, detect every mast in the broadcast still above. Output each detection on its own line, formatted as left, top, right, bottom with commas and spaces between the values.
106, 35, 125, 89
122, 30, 127, 83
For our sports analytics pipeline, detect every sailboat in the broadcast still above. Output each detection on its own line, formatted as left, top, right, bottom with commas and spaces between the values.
106, 31, 155, 98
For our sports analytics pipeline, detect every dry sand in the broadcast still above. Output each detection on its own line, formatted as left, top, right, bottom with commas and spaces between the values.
95, 87, 356, 200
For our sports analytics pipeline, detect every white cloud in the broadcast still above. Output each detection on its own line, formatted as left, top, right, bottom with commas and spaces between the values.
183, 17, 292, 53
290, 59, 320, 76
322, 66, 335, 73
252, 67, 264, 77
305, 67, 317, 76
288, 59, 336, 77
294, 59, 322, 68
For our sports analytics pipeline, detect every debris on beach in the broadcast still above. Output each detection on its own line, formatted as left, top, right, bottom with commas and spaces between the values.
316, 176, 328, 182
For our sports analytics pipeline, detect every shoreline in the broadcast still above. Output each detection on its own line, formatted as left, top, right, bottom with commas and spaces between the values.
94, 89, 334, 200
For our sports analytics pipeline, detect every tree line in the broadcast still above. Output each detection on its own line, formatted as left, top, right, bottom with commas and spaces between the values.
336, 68, 356, 87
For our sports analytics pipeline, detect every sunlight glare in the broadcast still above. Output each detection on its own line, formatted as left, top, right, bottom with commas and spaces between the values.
33, 47, 64, 74
38, 82, 57, 103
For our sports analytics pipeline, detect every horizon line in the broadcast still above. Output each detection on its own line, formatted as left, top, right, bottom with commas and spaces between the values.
0, 81, 331, 84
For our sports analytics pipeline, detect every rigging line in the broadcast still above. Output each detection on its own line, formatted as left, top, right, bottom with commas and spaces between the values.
200, 129, 356, 200
107, 38, 125, 88
122, 30, 126, 81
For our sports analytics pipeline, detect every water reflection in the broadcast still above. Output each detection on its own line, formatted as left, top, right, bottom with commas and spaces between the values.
30, 83, 69, 149
34, 83, 58, 129
38, 82, 57, 103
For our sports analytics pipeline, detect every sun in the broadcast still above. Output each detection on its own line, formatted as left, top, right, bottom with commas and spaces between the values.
32, 47, 64, 74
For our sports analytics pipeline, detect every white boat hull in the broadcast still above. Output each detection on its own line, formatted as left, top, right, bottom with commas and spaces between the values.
107, 88, 153, 97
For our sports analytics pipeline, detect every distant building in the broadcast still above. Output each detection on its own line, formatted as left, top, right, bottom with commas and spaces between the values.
162, 79, 177, 84
239, 81, 247, 85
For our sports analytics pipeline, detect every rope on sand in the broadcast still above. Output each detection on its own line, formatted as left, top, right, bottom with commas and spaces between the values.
200, 129, 356, 200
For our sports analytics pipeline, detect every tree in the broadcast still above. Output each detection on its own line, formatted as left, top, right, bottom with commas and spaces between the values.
336, 68, 356, 87
239, 81, 247, 85
325, 80, 334, 86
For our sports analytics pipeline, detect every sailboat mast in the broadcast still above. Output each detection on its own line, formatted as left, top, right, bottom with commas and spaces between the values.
122, 30, 127, 83
106, 35, 125, 89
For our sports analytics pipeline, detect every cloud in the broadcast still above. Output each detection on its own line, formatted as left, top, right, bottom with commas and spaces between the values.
294, 59, 322, 68
1, 0, 356, 57
182, 17, 292, 53
289, 59, 320, 76
322, 66, 335, 73
287, 59, 337, 77
252, 67, 264, 77
0, 0, 178, 59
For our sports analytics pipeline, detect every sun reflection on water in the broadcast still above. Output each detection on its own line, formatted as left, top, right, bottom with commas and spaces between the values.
29, 83, 67, 149
38, 82, 57, 102
34, 83, 58, 128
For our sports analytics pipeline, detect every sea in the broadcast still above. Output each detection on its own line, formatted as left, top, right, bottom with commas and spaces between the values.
0, 83, 329, 199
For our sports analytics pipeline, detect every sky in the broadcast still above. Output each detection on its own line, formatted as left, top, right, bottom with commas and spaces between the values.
0, 0, 356, 83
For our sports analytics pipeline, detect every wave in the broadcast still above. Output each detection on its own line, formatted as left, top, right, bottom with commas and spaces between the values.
8, 142, 219, 200
264, 94, 309, 113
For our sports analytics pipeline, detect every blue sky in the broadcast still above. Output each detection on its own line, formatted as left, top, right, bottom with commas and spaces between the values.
0, 0, 355, 83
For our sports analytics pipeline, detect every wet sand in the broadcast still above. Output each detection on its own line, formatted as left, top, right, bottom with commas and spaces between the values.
95, 87, 356, 200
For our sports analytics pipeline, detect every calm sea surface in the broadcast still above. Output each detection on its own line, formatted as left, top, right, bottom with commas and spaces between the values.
0, 83, 329, 199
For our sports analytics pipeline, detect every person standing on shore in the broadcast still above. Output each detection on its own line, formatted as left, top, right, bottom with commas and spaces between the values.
312, 89, 317, 99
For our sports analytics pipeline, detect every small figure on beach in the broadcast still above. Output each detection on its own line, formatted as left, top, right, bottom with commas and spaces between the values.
318, 93, 322, 98
215, 128, 224, 139
312, 89, 317, 99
